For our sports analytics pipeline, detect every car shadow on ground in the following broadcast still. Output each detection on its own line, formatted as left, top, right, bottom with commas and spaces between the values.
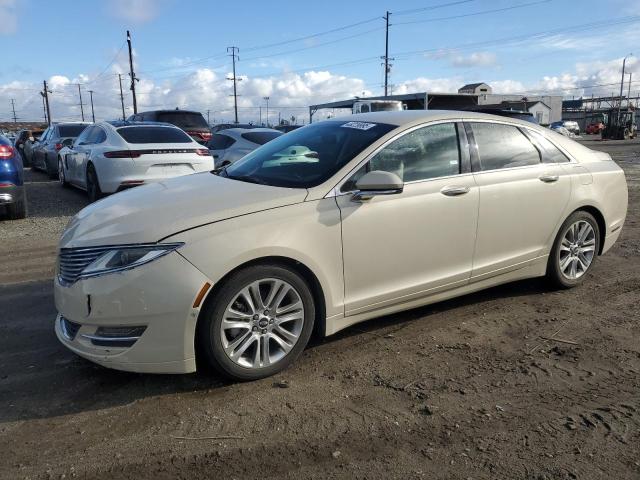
0, 276, 550, 424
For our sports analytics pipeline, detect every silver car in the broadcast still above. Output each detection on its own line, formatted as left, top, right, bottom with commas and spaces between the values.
208, 128, 282, 167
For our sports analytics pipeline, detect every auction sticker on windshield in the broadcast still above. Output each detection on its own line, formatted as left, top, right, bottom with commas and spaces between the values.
341, 122, 377, 130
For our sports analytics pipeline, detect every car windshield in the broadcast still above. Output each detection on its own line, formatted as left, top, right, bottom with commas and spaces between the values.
117, 126, 192, 144
225, 120, 395, 188
241, 131, 282, 145
156, 112, 209, 129
58, 125, 87, 137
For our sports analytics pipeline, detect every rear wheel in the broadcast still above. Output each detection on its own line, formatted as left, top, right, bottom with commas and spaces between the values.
6, 189, 27, 220
58, 157, 69, 187
547, 211, 599, 289
46, 155, 58, 180
86, 164, 103, 202
198, 264, 315, 381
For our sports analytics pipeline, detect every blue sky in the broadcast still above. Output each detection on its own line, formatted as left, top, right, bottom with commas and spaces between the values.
1, 0, 639, 123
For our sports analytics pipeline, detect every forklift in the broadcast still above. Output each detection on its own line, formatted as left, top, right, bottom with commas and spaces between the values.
601, 108, 637, 140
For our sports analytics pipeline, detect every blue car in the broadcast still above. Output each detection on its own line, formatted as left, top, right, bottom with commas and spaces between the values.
0, 134, 27, 219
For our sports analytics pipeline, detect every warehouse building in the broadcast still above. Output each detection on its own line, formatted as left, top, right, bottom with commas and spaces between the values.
309, 83, 562, 125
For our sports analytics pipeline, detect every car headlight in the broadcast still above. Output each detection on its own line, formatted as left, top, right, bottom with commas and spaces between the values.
81, 243, 184, 279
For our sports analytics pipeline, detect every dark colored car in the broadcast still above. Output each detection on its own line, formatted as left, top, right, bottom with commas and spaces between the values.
274, 124, 302, 133
0, 134, 27, 219
32, 123, 89, 178
14, 128, 45, 167
211, 123, 257, 133
128, 110, 211, 144
470, 109, 538, 124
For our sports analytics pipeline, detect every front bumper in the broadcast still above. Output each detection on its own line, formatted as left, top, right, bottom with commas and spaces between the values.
54, 251, 212, 374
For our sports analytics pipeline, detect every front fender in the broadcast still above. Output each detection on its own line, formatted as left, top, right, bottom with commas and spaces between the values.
165, 199, 345, 321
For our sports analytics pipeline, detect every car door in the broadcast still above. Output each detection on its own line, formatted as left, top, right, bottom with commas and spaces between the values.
335, 121, 479, 316
67, 127, 94, 185
33, 128, 50, 169
466, 121, 572, 279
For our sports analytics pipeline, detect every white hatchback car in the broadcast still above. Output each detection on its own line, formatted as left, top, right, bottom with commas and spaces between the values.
54, 111, 628, 380
57, 121, 214, 201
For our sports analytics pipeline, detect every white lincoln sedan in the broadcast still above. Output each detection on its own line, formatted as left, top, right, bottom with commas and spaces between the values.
57, 121, 213, 202
54, 111, 628, 380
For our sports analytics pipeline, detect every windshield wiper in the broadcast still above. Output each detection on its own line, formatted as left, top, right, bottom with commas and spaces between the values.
227, 174, 268, 185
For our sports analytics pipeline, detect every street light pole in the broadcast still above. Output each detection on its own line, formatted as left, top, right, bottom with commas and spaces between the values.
618, 53, 632, 118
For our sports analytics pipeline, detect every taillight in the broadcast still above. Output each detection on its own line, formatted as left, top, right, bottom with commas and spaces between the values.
104, 150, 141, 158
55, 143, 63, 151
201, 132, 212, 141
196, 149, 211, 156
0, 145, 14, 158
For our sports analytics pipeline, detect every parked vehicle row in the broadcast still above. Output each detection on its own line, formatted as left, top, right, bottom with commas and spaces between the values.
128, 110, 212, 144
57, 121, 214, 202
53, 110, 628, 381
550, 120, 580, 136
31, 123, 89, 178
208, 128, 282, 167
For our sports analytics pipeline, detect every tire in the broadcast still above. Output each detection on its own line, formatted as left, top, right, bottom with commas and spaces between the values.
546, 211, 600, 289
86, 164, 103, 202
46, 155, 58, 180
6, 189, 27, 220
197, 264, 315, 381
58, 157, 69, 187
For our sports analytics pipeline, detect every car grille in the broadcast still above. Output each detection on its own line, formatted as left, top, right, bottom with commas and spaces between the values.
60, 316, 81, 340
58, 246, 113, 285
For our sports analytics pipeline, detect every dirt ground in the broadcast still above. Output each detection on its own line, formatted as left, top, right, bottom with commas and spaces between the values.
1, 139, 639, 480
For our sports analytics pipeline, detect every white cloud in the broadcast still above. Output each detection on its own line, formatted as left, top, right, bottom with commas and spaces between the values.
0, 0, 20, 35
3, 55, 639, 124
108, 0, 165, 24
451, 52, 497, 68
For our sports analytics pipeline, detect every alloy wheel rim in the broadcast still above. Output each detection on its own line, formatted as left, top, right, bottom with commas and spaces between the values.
220, 278, 304, 369
559, 220, 596, 280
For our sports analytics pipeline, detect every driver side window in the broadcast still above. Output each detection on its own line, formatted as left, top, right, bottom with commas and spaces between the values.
341, 122, 461, 192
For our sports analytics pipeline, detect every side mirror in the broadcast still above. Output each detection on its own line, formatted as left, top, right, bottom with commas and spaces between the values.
352, 170, 403, 202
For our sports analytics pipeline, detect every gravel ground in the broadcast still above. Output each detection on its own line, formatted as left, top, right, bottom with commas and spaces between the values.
0, 139, 639, 480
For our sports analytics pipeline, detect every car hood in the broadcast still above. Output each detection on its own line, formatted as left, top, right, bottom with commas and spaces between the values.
60, 172, 308, 248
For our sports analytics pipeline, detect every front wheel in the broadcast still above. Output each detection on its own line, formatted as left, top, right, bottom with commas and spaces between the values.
547, 211, 600, 289
197, 264, 315, 381
86, 164, 103, 202
58, 157, 69, 187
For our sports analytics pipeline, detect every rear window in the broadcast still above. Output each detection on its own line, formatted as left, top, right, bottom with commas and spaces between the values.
156, 112, 208, 130
58, 125, 87, 137
241, 131, 282, 145
117, 126, 192, 144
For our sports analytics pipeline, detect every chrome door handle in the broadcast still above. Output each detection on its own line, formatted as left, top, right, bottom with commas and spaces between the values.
539, 174, 559, 183
440, 186, 470, 197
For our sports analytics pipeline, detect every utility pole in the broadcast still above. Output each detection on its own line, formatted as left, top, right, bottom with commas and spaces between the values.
627, 72, 633, 109
75, 84, 85, 121
206, 109, 210, 125
88, 90, 96, 122
127, 30, 138, 114
227, 46, 240, 124
259, 106, 262, 125
383, 11, 391, 97
41, 95, 47, 123
41, 80, 52, 126
118, 74, 126, 121
10, 99, 18, 123
263, 96, 270, 127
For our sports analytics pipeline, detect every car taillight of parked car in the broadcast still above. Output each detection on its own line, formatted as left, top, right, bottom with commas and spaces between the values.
104, 150, 142, 159
188, 131, 212, 141
196, 149, 211, 156
55, 143, 63, 151
0, 145, 14, 158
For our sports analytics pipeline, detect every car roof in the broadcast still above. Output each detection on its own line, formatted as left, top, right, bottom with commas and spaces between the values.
105, 120, 176, 128
137, 110, 202, 115
340, 109, 546, 130
220, 127, 281, 136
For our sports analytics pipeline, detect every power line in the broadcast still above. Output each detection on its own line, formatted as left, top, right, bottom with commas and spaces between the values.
393, 0, 478, 16
86, 42, 127, 85
394, 0, 553, 25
